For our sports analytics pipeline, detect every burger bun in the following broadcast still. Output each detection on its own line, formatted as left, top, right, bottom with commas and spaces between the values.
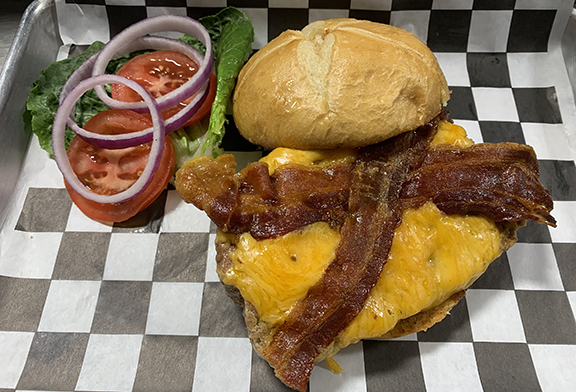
232, 18, 451, 150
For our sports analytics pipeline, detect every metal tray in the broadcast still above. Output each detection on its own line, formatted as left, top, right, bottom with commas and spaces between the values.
1, 2, 575, 391
0, 0, 61, 229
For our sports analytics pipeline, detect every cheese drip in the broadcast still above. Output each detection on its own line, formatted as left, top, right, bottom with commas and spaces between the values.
218, 121, 505, 340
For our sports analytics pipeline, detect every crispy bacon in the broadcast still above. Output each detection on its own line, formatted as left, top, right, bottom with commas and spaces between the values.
176, 156, 353, 240
401, 143, 556, 227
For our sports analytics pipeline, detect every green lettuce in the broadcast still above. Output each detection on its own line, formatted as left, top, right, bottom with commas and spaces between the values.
25, 7, 254, 166
26, 41, 103, 156
178, 7, 254, 160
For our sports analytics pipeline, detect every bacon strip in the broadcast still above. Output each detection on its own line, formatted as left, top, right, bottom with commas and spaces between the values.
261, 121, 440, 392
229, 163, 353, 239
401, 143, 556, 227
176, 156, 353, 240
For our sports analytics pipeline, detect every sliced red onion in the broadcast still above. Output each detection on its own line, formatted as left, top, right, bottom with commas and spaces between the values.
92, 15, 213, 113
68, 79, 209, 149
118, 35, 203, 62
162, 78, 210, 132
53, 74, 165, 204
60, 36, 203, 108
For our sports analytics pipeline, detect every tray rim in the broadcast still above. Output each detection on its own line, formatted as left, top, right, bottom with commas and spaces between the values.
0, 0, 60, 230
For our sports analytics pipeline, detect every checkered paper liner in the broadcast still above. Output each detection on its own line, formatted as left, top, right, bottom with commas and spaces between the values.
1, 0, 576, 391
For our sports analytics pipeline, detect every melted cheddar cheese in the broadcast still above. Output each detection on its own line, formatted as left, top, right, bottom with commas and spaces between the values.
217, 121, 507, 343
338, 201, 502, 346
431, 119, 475, 148
262, 147, 357, 174
218, 222, 340, 325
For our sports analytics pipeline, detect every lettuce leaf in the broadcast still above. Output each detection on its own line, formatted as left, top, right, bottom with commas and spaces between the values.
26, 41, 104, 157
178, 7, 254, 160
25, 42, 148, 157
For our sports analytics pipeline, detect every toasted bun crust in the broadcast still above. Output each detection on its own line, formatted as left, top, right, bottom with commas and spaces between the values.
232, 18, 450, 150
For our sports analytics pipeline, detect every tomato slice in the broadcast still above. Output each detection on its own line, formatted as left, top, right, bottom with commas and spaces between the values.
65, 109, 175, 222
111, 50, 217, 127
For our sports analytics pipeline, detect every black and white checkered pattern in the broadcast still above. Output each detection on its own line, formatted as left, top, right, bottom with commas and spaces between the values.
1, 0, 575, 391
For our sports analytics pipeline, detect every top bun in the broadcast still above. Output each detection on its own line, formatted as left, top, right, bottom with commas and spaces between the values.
232, 18, 450, 150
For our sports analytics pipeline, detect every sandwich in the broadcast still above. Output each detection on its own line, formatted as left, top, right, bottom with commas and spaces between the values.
174, 19, 555, 391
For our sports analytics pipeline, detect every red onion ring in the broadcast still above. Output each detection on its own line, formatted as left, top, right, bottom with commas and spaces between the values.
92, 15, 213, 113
68, 80, 209, 149
53, 74, 165, 204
